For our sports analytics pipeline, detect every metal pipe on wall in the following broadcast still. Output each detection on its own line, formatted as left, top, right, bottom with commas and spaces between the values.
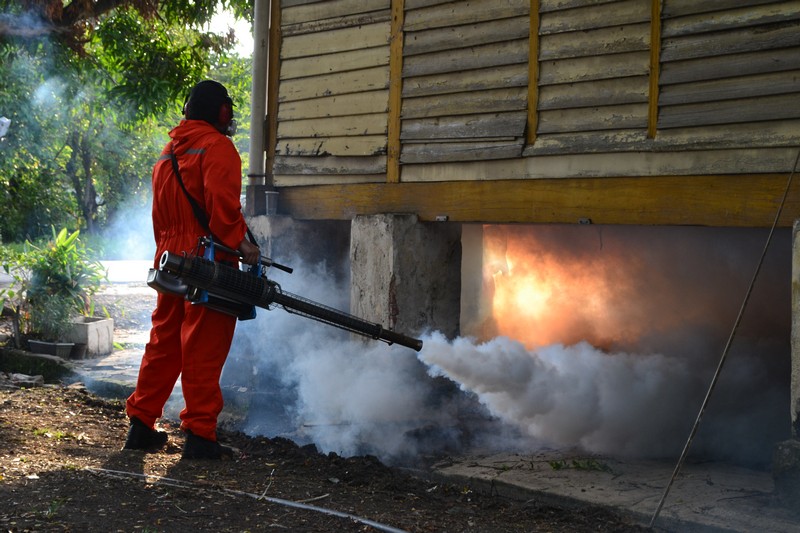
246, 0, 270, 214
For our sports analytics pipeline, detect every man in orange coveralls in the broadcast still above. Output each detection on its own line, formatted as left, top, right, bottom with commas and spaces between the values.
124, 80, 260, 459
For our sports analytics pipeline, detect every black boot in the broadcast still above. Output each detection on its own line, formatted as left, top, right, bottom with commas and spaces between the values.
123, 417, 168, 451
182, 430, 234, 460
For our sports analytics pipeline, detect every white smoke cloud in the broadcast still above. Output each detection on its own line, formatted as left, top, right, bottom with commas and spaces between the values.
102, 201, 155, 260
419, 334, 700, 457
221, 226, 790, 467
223, 256, 458, 461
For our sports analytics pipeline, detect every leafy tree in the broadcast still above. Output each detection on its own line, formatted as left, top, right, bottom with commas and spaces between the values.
0, 0, 254, 242
1, 0, 252, 114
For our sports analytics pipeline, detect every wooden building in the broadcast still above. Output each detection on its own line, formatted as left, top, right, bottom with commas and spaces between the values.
252, 0, 800, 228
247, 0, 800, 445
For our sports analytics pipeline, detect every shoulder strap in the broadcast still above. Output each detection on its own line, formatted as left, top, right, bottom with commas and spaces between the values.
170, 145, 211, 232
169, 145, 258, 247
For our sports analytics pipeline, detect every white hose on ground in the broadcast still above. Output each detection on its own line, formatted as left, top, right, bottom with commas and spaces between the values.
85, 467, 409, 533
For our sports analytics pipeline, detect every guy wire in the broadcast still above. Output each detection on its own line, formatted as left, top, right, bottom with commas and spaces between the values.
649, 148, 800, 529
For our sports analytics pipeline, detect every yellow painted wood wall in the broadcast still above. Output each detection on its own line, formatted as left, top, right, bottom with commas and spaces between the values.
269, 0, 800, 226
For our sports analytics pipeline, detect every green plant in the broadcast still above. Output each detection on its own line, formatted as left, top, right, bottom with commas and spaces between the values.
41, 498, 66, 520
27, 227, 107, 316
0, 245, 34, 348
28, 294, 74, 343
548, 458, 613, 474
33, 428, 70, 440
0, 227, 107, 345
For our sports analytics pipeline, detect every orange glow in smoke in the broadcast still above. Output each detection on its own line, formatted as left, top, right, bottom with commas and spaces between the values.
483, 226, 644, 351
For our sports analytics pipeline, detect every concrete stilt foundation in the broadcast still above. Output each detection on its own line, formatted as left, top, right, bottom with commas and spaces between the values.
246, 215, 350, 278
350, 214, 461, 339
247, 213, 462, 339
791, 219, 800, 438
774, 219, 800, 505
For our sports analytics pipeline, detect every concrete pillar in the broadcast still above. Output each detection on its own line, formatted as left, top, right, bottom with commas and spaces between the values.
460, 224, 509, 341
350, 214, 461, 339
246, 215, 350, 275
792, 219, 800, 436
773, 219, 800, 505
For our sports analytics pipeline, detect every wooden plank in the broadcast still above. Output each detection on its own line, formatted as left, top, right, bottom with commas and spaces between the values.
661, 47, 800, 85
403, 64, 528, 98
281, 22, 388, 59
387, 0, 404, 183
663, 0, 789, 19
529, 129, 650, 154
274, 174, 386, 187
283, 11, 392, 37
539, 22, 650, 60
538, 103, 648, 133
402, 39, 528, 77
659, 70, 800, 106
538, 76, 649, 110
540, 0, 650, 35
275, 171, 800, 227
281, 47, 389, 80
539, 51, 649, 85
280, 65, 390, 102
527, 119, 800, 155
401, 139, 525, 163
282, 0, 387, 26
399, 147, 800, 180
661, 21, 800, 62
645, 119, 800, 148
404, 136, 518, 143
278, 90, 389, 120
278, 113, 388, 138
659, 92, 800, 128
402, 87, 528, 118
404, 0, 529, 32
403, 16, 529, 55
401, 111, 527, 140
662, 1, 800, 39
282, 0, 326, 8
528, 0, 541, 145
266, 0, 283, 186
539, 0, 620, 13
405, 0, 455, 9
274, 155, 387, 175
275, 135, 387, 156
648, 0, 661, 139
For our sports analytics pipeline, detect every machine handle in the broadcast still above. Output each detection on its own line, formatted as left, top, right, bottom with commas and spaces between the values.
199, 236, 294, 274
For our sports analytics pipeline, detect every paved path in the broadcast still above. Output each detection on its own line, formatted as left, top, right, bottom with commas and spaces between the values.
62, 262, 800, 532
71, 346, 800, 531
433, 451, 799, 532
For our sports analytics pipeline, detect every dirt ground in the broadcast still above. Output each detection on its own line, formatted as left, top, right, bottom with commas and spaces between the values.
0, 284, 648, 532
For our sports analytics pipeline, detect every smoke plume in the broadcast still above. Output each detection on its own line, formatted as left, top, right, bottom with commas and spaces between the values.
221, 225, 790, 467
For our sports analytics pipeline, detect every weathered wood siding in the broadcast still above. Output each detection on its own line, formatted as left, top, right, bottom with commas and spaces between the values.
528, 0, 800, 155
272, 0, 800, 189
657, 0, 800, 137
526, 0, 650, 155
400, 0, 529, 164
274, 0, 391, 184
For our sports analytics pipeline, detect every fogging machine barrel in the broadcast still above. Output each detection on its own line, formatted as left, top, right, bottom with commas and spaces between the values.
158, 251, 423, 351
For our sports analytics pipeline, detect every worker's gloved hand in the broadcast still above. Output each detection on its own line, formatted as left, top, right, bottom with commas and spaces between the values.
238, 239, 261, 265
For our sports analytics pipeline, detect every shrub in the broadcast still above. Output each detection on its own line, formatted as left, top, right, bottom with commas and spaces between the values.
0, 227, 107, 345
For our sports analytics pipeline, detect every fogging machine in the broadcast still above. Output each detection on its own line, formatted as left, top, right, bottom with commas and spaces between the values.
147, 237, 423, 351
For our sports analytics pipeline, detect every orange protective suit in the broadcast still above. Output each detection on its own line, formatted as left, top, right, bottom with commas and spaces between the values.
126, 119, 248, 442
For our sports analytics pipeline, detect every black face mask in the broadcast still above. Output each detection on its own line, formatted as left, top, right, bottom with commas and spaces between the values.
225, 119, 237, 137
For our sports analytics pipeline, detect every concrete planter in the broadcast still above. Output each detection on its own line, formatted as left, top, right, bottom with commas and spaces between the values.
28, 340, 74, 358
63, 316, 114, 357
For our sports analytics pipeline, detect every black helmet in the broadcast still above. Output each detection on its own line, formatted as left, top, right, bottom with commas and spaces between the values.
183, 80, 234, 124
